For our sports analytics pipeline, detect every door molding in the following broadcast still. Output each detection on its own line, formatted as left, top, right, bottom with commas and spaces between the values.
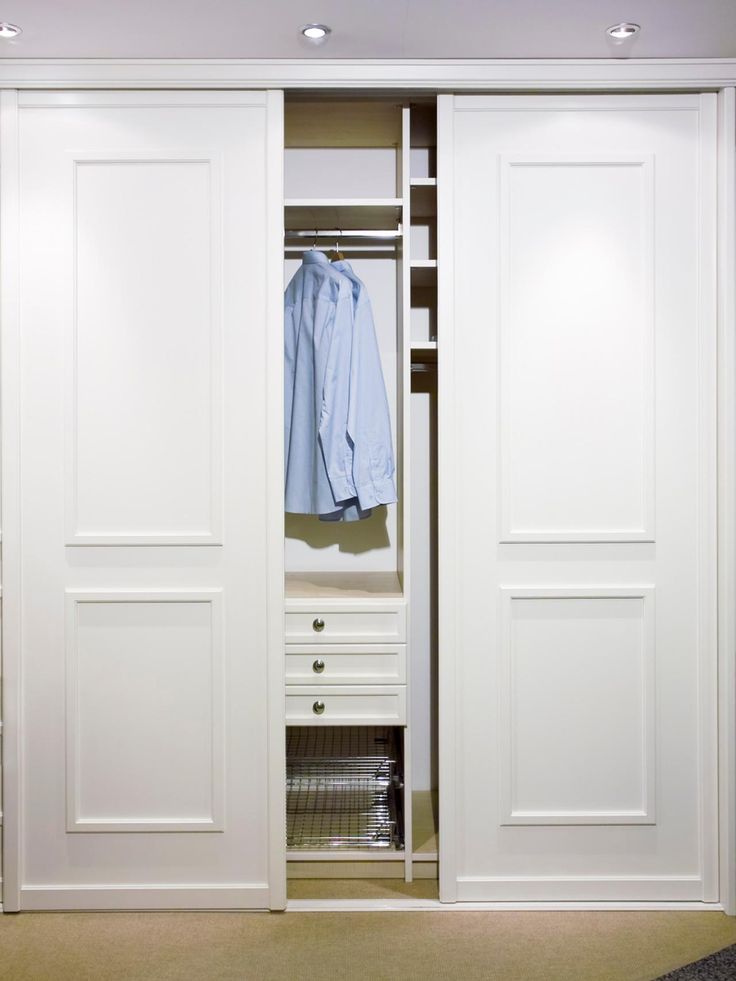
0, 87, 22, 912
717, 86, 736, 918
0, 58, 734, 90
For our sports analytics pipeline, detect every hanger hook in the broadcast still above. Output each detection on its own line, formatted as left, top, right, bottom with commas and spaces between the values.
312, 229, 318, 249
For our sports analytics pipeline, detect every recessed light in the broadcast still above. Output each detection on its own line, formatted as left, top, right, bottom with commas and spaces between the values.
0, 22, 21, 39
606, 22, 640, 40
301, 23, 331, 41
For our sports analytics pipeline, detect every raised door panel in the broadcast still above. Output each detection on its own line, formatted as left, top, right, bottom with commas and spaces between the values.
439, 94, 717, 903
6, 90, 284, 911
499, 588, 655, 826
66, 591, 223, 832
498, 155, 655, 543
70, 153, 223, 544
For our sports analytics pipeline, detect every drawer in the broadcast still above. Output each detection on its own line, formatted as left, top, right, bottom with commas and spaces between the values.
285, 605, 406, 644
285, 644, 406, 685
285, 686, 407, 725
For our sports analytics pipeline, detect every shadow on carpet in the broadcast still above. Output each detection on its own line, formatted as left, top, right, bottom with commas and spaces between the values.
654, 943, 736, 979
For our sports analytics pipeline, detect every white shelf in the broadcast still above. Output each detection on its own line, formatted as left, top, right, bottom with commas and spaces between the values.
285, 571, 404, 600
285, 198, 403, 232
287, 850, 404, 862
410, 259, 437, 286
409, 181, 437, 219
410, 341, 438, 365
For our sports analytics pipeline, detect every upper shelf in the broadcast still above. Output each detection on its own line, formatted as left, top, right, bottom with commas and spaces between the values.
284, 198, 403, 232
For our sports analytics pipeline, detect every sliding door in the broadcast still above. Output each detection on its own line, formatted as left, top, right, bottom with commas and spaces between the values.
438, 94, 718, 902
1, 90, 285, 910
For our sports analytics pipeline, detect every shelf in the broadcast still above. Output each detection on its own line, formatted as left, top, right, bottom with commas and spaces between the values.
411, 342, 438, 366
409, 182, 437, 219
410, 260, 437, 286
285, 571, 403, 600
285, 102, 402, 149
284, 198, 403, 232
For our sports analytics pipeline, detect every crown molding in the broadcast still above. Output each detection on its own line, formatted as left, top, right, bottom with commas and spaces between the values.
0, 58, 734, 90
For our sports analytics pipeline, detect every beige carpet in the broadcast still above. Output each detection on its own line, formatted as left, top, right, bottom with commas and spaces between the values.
1, 907, 736, 981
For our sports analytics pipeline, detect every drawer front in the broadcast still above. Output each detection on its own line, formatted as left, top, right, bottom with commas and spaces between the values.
285, 686, 407, 725
285, 607, 406, 644
285, 644, 406, 685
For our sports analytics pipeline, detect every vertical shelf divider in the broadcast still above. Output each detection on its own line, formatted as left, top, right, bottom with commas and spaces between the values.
400, 103, 414, 883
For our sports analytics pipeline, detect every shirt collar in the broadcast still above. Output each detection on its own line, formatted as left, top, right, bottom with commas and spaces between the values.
302, 249, 330, 265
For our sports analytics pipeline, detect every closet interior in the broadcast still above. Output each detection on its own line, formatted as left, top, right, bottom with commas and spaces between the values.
283, 98, 439, 889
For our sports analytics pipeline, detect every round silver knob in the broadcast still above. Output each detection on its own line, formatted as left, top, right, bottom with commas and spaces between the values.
312, 659, 326, 674
312, 617, 325, 632
313, 700, 325, 715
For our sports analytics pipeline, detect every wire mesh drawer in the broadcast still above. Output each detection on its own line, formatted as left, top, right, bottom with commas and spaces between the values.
286, 726, 404, 851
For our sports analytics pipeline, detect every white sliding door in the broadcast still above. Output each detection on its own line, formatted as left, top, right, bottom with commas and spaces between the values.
438, 95, 718, 902
1, 90, 285, 910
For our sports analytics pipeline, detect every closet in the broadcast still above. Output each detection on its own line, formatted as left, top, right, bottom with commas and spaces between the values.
282, 99, 439, 890
0, 82, 728, 913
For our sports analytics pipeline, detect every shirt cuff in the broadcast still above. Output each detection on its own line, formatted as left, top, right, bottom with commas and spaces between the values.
355, 475, 398, 510
329, 475, 357, 504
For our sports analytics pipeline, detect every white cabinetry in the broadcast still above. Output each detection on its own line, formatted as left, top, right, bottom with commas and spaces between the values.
0, 81, 730, 912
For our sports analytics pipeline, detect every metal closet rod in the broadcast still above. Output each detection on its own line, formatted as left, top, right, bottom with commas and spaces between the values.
284, 228, 403, 240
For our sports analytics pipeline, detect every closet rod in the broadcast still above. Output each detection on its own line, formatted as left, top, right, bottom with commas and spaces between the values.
284, 229, 403, 240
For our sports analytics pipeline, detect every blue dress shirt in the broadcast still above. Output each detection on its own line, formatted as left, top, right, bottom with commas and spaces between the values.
284, 250, 398, 520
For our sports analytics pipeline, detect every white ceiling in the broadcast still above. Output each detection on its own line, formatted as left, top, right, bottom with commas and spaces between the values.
0, 0, 734, 60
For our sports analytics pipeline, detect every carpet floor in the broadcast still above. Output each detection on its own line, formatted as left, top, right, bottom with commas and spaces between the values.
1, 908, 736, 981
654, 942, 736, 980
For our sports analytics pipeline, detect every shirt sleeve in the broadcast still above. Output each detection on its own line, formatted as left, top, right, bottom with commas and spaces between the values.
347, 290, 398, 511
318, 284, 357, 505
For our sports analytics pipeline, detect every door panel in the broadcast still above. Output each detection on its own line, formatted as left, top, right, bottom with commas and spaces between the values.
5, 90, 284, 910
438, 94, 717, 903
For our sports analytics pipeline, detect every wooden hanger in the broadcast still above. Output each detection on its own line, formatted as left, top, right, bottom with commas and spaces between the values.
328, 230, 344, 262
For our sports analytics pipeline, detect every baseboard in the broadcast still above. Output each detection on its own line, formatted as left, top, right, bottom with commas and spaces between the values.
19, 884, 271, 911
455, 875, 707, 903
288, 899, 726, 912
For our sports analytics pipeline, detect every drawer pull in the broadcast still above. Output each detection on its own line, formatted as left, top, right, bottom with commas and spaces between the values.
313, 700, 326, 715
312, 659, 326, 674
312, 617, 325, 633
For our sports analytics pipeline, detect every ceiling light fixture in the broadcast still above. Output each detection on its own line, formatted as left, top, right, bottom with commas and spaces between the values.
301, 23, 331, 41
0, 21, 21, 39
606, 22, 640, 40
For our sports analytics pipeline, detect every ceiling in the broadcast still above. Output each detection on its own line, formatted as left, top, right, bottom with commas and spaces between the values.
0, 0, 734, 60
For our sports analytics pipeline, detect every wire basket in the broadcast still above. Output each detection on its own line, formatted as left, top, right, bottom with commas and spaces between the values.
286, 726, 404, 850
